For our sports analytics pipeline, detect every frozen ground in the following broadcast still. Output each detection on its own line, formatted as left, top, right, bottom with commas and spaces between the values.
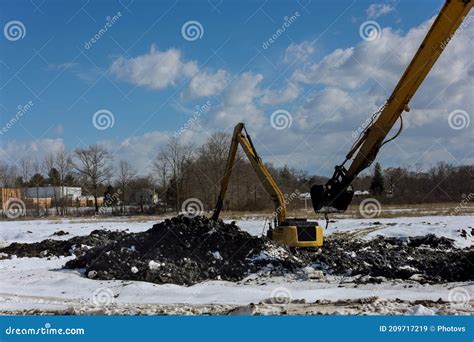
0, 215, 472, 315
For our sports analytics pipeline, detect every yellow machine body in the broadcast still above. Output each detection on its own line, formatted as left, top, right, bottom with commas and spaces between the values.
272, 223, 324, 248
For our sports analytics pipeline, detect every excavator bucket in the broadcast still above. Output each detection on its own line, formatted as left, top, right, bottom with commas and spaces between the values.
310, 184, 354, 212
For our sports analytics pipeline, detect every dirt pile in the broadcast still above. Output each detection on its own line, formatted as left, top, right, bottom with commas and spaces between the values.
65, 216, 299, 285
1, 216, 472, 284
298, 234, 473, 282
0, 230, 127, 259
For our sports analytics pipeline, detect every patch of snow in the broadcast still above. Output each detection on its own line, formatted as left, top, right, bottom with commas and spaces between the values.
399, 265, 419, 272
406, 304, 435, 315
148, 260, 162, 270
212, 251, 223, 260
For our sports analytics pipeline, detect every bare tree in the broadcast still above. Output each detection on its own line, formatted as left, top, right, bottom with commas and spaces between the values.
193, 132, 230, 209
153, 153, 169, 211
43, 153, 59, 214
55, 149, 73, 214
31, 160, 42, 215
74, 145, 113, 213
19, 157, 32, 187
158, 137, 194, 212
117, 160, 136, 213
0, 162, 19, 188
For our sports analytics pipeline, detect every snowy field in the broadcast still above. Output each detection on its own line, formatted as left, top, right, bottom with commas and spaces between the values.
0, 215, 472, 315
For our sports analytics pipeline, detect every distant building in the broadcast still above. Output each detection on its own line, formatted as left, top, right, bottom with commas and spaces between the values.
25, 186, 82, 200
76, 196, 104, 207
0, 188, 23, 209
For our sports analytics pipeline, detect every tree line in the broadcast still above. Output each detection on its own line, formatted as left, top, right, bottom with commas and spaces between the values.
0, 132, 472, 215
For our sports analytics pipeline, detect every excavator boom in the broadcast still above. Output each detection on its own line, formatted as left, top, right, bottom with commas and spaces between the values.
311, 0, 473, 212
211, 123, 287, 224
212, 123, 323, 247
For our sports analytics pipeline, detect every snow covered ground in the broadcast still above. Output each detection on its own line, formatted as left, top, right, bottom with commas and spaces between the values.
0, 215, 472, 315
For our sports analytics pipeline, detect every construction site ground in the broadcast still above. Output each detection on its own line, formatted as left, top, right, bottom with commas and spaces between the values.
0, 203, 472, 315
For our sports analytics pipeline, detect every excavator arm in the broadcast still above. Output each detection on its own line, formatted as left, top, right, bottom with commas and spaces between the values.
311, 0, 473, 212
212, 123, 324, 247
211, 123, 287, 225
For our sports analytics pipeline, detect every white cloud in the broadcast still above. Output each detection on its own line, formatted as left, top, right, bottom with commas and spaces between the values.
0, 139, 66, 165
261, 82, 300, 105
181, 69, 230, 99
259, 15, 473, 174
106, 131, 171, 173
32, 15, 470, 177
211, 72, 266, 128
366, 3, 395, 19
284, 41, 315, 64
110, 45, 198, 90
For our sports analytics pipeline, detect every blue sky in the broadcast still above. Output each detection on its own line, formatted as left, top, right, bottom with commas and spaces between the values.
0, 0, 472, 176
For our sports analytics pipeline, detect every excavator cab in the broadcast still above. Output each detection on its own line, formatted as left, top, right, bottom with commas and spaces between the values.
212, 123, 323, 247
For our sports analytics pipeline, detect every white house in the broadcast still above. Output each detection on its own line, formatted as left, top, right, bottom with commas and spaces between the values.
25, 186, 82, 200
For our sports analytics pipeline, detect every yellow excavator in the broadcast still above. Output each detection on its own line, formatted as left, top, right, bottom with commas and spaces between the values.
212, 0, 472, 248
211, 123, 324, 247
311, 0, 473, 213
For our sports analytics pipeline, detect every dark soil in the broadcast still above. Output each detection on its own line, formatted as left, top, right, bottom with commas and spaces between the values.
0, 230, 127, 259
298, 234, 473, 283
1, 216, 472, 285
52, 230, 69, 236
65, 216, 298, 285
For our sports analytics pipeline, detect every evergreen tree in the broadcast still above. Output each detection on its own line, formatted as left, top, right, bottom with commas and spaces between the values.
370, 163, 385, 196
48, 168, 61, 186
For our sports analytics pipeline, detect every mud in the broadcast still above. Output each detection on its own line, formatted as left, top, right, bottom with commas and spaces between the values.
1, 216, 472, 285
